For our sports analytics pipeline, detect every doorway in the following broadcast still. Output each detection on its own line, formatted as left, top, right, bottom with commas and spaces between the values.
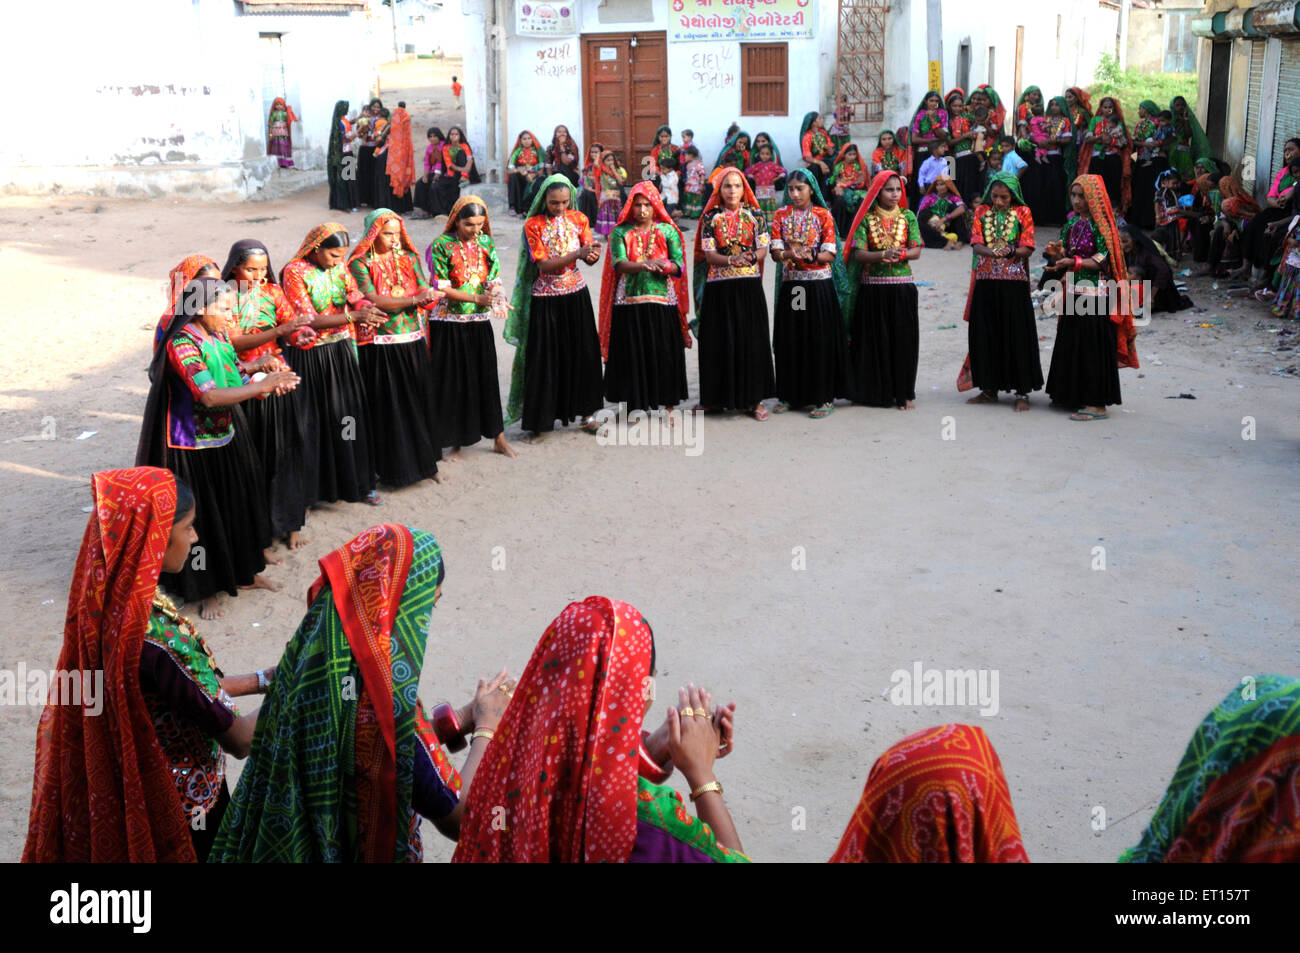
581, 32, 667, 169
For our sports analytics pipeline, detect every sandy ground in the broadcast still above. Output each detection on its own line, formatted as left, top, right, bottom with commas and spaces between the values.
1, 63, 1297, 863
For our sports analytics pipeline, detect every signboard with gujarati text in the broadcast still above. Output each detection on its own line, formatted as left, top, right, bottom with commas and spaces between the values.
516, 2, 578, 37
668, 0, 815, 43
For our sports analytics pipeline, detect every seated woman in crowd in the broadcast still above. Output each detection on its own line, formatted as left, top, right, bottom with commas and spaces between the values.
452, 596, 747, 863
25, 468, 274, 862
210, 524, 513, 862
829, 724, 1030, 862
1119, 675, 1299, 863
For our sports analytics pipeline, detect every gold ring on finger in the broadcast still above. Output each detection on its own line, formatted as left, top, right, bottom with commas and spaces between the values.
681, 707, 696, 717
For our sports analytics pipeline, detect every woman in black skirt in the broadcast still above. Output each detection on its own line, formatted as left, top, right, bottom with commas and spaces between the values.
1044, 175, 1140, 421
424, 196, 517, 458
597, 181, 692, 416
279, 223, 387, 504
371, 103, 415, 214
692, 168, 776, 419
347, 208, 445, 486
222, 239, 315, 550
136, 277, 299, 618
356, 99, 382, 208
327, 101, 357, 212
842, 171, 922, 410
769, 169, 852, 418
960, 173, 1042, 411
1081, 97, 1131, 219
1036, 97, 1073, 227
505, 174, 605, 437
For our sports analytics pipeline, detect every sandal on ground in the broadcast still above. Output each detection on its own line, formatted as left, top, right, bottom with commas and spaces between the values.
752, 404, 770, 421
579, 416, 602, 434
1069, 409, 1108, 421
364, 490, 385, 505
809, 404, 834, 419
772, 401, 791, 414
1254, 288, 1275, 303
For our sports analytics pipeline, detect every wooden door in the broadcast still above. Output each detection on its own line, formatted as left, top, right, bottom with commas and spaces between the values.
582, 32, 667, 170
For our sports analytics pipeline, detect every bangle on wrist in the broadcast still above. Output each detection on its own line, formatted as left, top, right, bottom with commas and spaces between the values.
470, 728, 495, 743
689, 780, 723, 802
256, 669, 270, 693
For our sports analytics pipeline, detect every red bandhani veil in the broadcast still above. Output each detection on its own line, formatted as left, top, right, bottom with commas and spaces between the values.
154, 254, 217, 351
1075, 173, 1139, 369
829, 724, 1030, 863
386, 106, 416, 197
24, 467, 195, 862
452, 596, 655, 862
842, 169, 903, 263
692, 167, 766, 275
597, 181, 691, 360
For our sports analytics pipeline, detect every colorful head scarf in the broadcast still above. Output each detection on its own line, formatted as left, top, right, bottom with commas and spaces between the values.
154, 254, 218, 351
1119, 676, 1300, 863
829, 724, 1030, 863
981, 170, 1025, 206
1047, 95, 1070, 120
776, 168, 853, 332
842, 169, 905, 266
452, 596, 654, 862
596, 181, 691, 360
210, 525, 454, 862
1218, 174, 1260, 220
751, 131, 782, 167
1072, 174, 1138, 369
945, 87, 966, 111
1091, 98, 1133, 211
284, 223, 349, 284
24, 467, 194, 862
442, 194, 492, 236
1138, 99, 1160, 120
691, 167, 763, 327
548, 125, 581, 170
799, 111, 821, 140
267, 96, 298, 156
509, 130, 541, 166
1016, 85, 1042, 120
385, 106, 415, 196
713, 129, 751, 170
504, 173, 581, 424
1170, 96, 1212, 159
348, 208, 425, 270
976, 84, 1007, 134
910, 89, 948, 137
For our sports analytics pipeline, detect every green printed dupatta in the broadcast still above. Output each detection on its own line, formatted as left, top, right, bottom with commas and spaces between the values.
1119, 675, 1300, 863
774, 168, 853, 331
1168, 96, 1212, 179
210, 525, 452, 863
504, 173, 583, 425
839, 170, 916, 336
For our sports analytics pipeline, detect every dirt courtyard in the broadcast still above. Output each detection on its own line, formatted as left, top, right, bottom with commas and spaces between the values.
0, 63, 1297, 863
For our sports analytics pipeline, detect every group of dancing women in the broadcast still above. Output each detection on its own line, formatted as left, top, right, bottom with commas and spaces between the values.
24, 468, 1299, 863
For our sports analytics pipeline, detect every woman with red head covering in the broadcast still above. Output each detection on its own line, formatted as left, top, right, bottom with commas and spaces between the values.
1043, 174, 1139, 421
452, 596, 747, 862
506, 130, 544, 215
599, 181, 691, 416
24, 468, 272, 862
373, 102, 415, 213
829, 724, 1030, 862
692, 167, 776, 419
842, 171, 923, 410
153, 254, 218, 351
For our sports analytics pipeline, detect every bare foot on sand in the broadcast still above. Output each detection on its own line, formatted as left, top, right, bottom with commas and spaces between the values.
494, 433, 518, 458
263, 546, 283, 565
967, 391, 997, 405
444, 448, 462, 462
1014, 397, 1031, 412
902, 400, 916, 410
287, 530, 309, 549
240, 573, 282, 593
199, 595, 225, 620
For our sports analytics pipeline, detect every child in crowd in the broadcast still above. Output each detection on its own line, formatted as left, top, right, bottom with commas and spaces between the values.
595, 150, 627, 237
681, 145, 706, 219
451, 75, 463, 108
745, 142, 787, 228
998, 135, 1027, 180
680, 128, 695, 156
918, 139, 950, 192
1152, 169, 1183, 256
659, 156, 681, 218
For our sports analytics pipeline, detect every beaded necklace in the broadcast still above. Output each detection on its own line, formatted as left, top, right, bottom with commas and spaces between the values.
982, 207, 1018, 249
151, 592, 223, 677
624, 223, 663, 261
867, 206, 907, 250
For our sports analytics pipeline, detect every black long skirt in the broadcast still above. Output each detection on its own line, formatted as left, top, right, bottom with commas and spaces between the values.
697, 277, 776, 410
967, 279, 1043, 396
281, 338, 375, 504
159, 411, 270, 603
521, 288, 605, 433
359, 339, 441, 487
954, 153, 984, 208
1038, 154, 1069, 226
579, 189, 599, 225
328, 169, 357, 212
373, 154, 413, 213
357, 146, 376, 207
508, 172, 535, 214
427, 319, 505, 447
1094, 154, 1124, 216
1046, 304, 1122, 409
773, 278, 852, 408
1130, 158, 1167, 230
849, 281, 918, 408
603, 302, 690, 412
242, 383, 310, 539
831, 193, 862, 239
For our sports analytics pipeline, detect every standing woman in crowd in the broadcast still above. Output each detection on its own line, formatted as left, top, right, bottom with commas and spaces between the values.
327, 101, 358, 212
425, 196, 517, 459
280, 224, 386, 506
829, 142, 871, 238
1129, 101, 1169, 230
373, 102, 415, 213
842, 171, 923, 411
907, 91, 949, 210
692, 167, 775, 420
1167, 95, 1211, 181
599, 181, 691, 418
579, 141, 604, 224
137, 277, 298, 618
800, 112, 837, 197
648, 124, 679, 173
357, 98, 382, 208
1064, 86, 1093, 182
594, 149, 627, 238
505, 174, 605, 438
348, 209, 445, 487
1043, 175, 1139, 421
871, 129, 908, 190
959, 173, 1042, 411
547, 124, 582, 186
155, 254, 219, 351
267, 97, 297, 168
946, 88, 981, 207
223, 239, 315, 550
506, 130, 543, 215
1035, 97, 1073, 226
769, 169, 852, 418
24, 467, 270, 862
1084, 97, 1131, 217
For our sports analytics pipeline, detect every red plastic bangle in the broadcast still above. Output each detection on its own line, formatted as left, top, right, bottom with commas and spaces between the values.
430, 701, 467, 752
